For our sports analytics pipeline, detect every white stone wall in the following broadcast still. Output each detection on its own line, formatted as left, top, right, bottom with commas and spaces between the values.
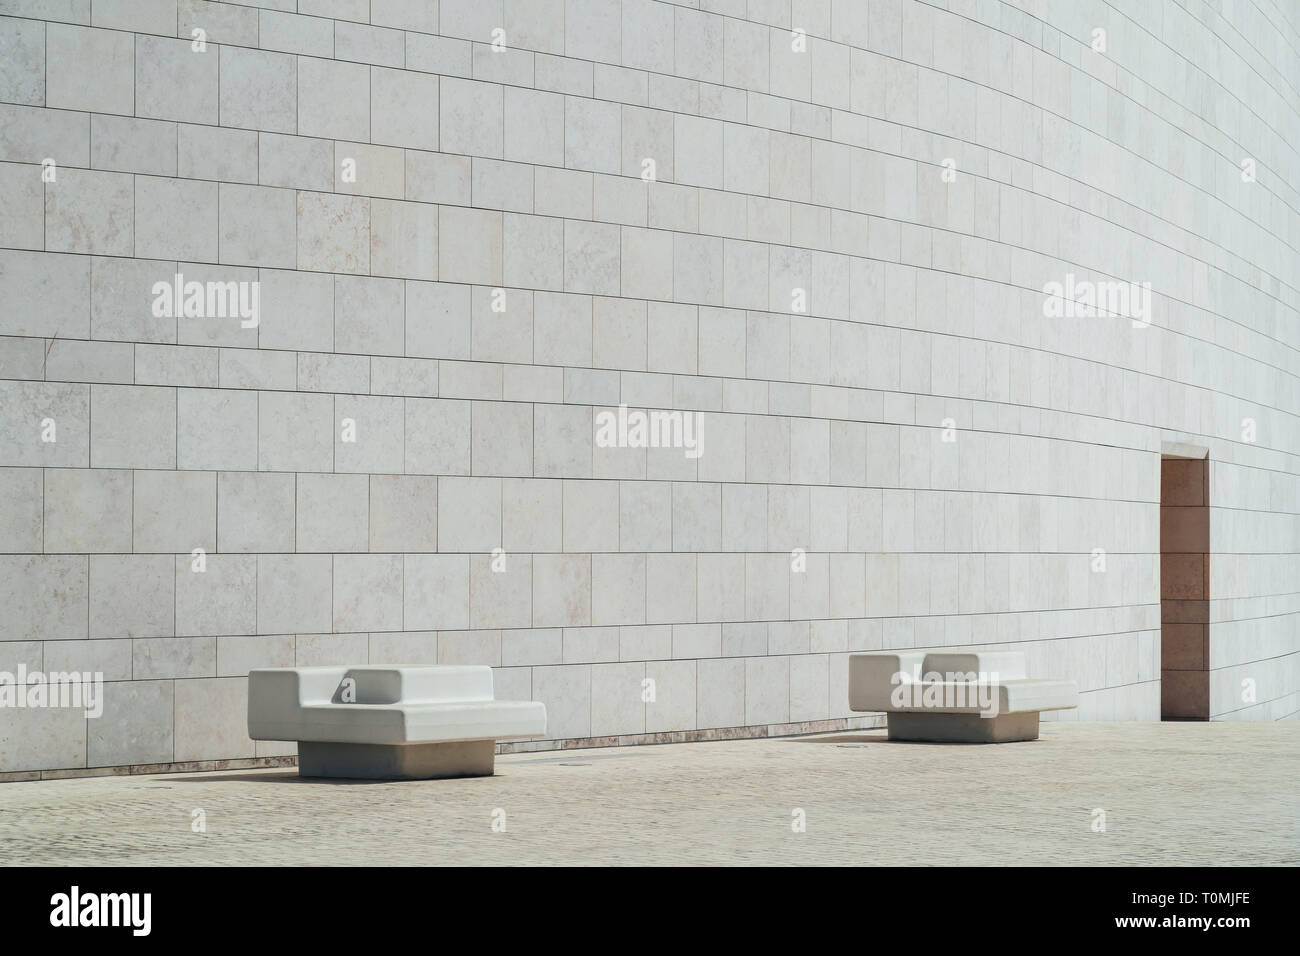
0, 0, 1296, 774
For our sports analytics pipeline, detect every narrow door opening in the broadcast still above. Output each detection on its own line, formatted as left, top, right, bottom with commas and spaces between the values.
1160, 455, 1209, 719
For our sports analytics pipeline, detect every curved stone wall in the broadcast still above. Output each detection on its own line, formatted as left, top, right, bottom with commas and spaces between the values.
0, 0, 1296, 775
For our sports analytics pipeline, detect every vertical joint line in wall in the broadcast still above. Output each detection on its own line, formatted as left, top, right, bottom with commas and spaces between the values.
128, 170, 136, 261
84, 484, 89, 649
253, 555, 260, 658
128, 464, 135, 555
366, 474, 376, 623
215, 145, 221, 263
41, 28, 47, 252
173, 259, 179, 343
290, 433, 295, 554
206, 39, 213, 175
171, 542, 177, 670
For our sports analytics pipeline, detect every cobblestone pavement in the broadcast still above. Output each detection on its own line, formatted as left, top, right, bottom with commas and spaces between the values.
1, 723, 1295, 866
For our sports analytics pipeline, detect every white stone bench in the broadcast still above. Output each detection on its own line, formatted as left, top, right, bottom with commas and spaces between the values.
247, 665, 547, 779
848, 651, 1078, 742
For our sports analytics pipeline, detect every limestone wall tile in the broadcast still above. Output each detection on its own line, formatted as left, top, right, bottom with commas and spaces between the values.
90, 115, 176, 177
334, 395, 404, 474
591, 660, 645, 736
174, 676, 255, 761
296, 473, 368, 553
372, 199, 439, 281
0, 467, 41, 552
175, 554, 256, 637
532, 553, 591, 628
258, 391, 333, 472
219, 348, 295, 389
745, 654, 789, 724
219, 183, 296, 268
406, 29, 471, 76
45, 168, 133, 256
46, 23, 133, 114
369, 475, 438, 552
333, 553, 402, 632
133, 636, 215, 681
133, 470, 216, 554
0, 16, 43, 106
697, 656, 744, 728
469, 552, 530, 629
258, 554, 333, 634
45, 637, 129, 680
438, 206, 502, 285
215, 633, 292, 676
405, 398, 471, 475
504, 87, 563, 166
137, 34, 217, 123
368, 629, 438, 665
219, 47, 296, 133
403, 554, 470, 630
178, 388, 257, 471
532, 663, 590, 739
298, 192, 370, 274
89, 679, 172, 767
440, 76, 502, 158
295, 631, 369, 666
179, 0, 258, 46
217, 472, 295, 553
43, 468, 131, 553
0, 555, 86, 641
86, 554, 172, 640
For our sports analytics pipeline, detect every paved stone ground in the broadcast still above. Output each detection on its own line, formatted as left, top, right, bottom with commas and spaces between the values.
1, 722, 1295, 866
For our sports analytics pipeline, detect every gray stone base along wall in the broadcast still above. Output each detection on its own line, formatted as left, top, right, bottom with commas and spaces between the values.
1, 0, 1297, 776
0, 715, 887, 782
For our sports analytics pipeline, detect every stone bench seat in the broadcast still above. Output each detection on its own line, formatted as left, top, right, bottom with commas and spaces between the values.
849, 651, 1078, 743
248, 665, 547, 779
869, 678, 1080, 716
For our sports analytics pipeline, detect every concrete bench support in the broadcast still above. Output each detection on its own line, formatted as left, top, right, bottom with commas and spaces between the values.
886, 710, 1043, 743
297, 740, 498, 780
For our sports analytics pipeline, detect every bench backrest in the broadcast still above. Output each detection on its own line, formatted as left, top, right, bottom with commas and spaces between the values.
921, 652, 1026, 681
249, 665, 496, 708
848, 651, 1028, 712
248, 668, 346, 738
340, 666, 495, 704
848, 652, 927, 712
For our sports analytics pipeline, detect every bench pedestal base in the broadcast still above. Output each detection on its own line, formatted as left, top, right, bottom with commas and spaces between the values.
886, 711, 1040, 743
297, 740, 496, 779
